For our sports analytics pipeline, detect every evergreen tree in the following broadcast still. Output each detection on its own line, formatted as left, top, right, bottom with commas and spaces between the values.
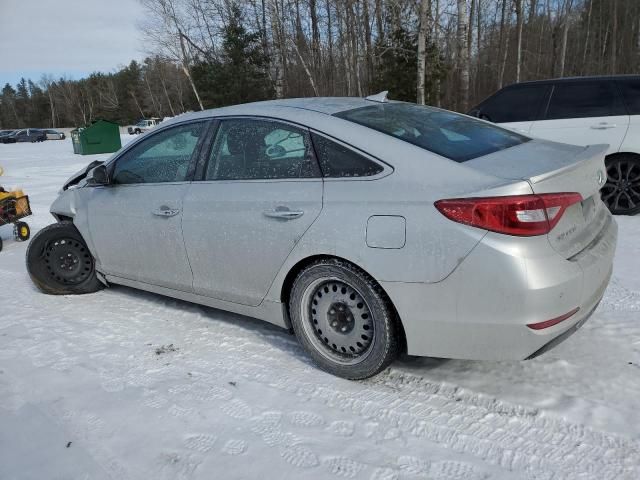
192, 3, 273, 108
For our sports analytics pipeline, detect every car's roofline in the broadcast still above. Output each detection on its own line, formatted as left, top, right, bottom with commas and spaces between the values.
502, 74, 640, 88
159, 97, 441, 130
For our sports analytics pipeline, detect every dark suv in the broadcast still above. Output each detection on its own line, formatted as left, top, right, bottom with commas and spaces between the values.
0, 129, 47, 144
470, 75, 640, 215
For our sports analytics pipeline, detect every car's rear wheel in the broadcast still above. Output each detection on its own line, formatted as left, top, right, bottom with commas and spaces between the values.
26, 222, 104, 295
289, 258, 400, 379
602, 154, 640, 215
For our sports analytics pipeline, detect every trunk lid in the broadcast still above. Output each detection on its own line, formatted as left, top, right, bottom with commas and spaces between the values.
466, 139, 609, 258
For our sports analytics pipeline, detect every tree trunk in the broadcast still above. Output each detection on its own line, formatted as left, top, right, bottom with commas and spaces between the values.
326, 1, 334, 94
515, 0, 524, 82
178, 31, 204, 110
468, 0, 476, 70
457, 0, 469, 111
362, 0, 373, 85
309, 0, 321, 71
269, 0, 285, 98
434, 0, 441, 106
558, 0, 572, 78
417, 0, 430, 104
47, 90, 56, 128
291, 39, 319, 96
497, 0, 509, 89
375, 0, 384, 46
610, 0, 617, 74
582, 0, 592, 73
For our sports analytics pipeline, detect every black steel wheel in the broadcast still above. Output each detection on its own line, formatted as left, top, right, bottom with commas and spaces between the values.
289, 258, 400, 379
304, 278, 375, 361
601, 155, 640, 215
26, 222, 104, 295
44, 237, 93, 285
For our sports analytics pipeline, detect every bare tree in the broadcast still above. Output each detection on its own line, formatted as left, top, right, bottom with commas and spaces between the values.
514, 0, 524, 81
457, 0, 470, 110
417, 0, 431, 104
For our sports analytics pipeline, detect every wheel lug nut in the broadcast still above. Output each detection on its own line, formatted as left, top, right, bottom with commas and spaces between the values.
329, 309, 335, 315
332, 322, 338, 327
341, 326, 347, 332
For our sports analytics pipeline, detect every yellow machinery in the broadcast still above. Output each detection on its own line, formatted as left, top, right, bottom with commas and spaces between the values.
0, 187, 31, 251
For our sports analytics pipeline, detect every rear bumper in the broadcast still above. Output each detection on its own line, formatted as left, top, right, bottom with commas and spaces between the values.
383, 213, 617, 360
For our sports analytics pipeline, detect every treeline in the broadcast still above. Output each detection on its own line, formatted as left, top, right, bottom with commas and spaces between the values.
1, 0, 638, 129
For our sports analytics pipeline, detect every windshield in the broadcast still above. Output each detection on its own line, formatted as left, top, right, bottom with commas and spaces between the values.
335, 103, 529, 162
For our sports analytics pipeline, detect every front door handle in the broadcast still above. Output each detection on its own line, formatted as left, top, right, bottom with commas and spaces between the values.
263, 207, 304, 220
152, 206, 180, 217
590, 123, 617, 130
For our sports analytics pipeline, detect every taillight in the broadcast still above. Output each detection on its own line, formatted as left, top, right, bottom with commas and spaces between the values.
434, 193, 582, 236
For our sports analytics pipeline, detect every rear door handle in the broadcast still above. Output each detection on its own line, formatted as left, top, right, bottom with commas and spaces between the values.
263, 208, 304, 220
590, 123, 617, 130
152, 206, 180, 217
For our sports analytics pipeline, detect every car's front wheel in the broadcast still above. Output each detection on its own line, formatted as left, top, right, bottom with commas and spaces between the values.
26, 222, 104, 295
289, 259, 400, 379
602, 154, 640, 215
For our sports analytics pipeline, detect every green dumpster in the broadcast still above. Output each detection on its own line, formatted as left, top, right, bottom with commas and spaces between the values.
71, 119, 121, 155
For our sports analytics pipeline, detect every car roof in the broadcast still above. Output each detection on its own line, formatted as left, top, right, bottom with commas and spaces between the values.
163, 97, 383, 127
504, 74, 640, 88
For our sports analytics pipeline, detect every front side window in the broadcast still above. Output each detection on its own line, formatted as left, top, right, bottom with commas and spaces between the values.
478, 85, 549, 123
311, 134, 383, 177
112, 122, 205, 184
205, 119, 319, 180
545, 82, 625, 120
618, 79, 640, 115
335, 103, 528, 162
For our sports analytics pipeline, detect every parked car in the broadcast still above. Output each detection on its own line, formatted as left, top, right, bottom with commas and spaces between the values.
0, 129, 47, 143
44, 129, 66, 140
469, 75, 640, 215
127, 118, 162, 135
0, 130, 15, 141
26, 96, 617, 379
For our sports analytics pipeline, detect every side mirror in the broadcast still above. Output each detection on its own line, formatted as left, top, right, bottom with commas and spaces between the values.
468, 108, 481, 118
86, 164, 109, 186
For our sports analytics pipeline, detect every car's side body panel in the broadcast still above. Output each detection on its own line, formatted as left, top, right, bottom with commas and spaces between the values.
182, 179, 324, 306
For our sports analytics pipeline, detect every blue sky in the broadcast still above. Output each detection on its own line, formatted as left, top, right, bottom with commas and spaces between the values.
0, 0, 146, 88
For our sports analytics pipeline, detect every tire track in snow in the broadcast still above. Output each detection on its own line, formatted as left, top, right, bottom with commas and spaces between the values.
177, 323, 640, 480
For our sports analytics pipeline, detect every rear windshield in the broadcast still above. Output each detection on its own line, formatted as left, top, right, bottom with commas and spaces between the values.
334, 103, 529, 162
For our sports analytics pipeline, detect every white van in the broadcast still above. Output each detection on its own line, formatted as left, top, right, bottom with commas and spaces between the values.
470, 75, 640, 215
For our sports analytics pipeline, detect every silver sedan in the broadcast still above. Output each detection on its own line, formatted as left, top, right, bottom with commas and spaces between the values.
26, 95, 617, 379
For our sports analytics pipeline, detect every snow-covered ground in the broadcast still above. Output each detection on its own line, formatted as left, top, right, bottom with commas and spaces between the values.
0, 138, 639, 480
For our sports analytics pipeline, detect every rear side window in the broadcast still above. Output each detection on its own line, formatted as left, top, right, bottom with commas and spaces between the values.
478, 85, 548, 123
545, 82, 625, 120
335, 103, 528, 162
618, 79, 640, 115
205, 119, 320, 180
311, 134, 383, 177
